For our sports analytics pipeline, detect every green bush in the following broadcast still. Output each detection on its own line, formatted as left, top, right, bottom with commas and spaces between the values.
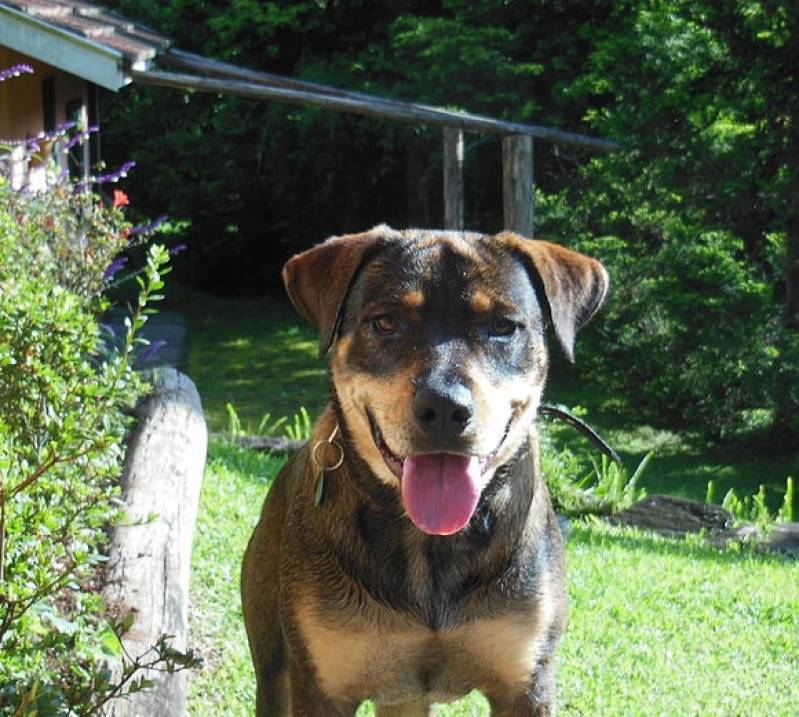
537, 181, 799, 442
0, 151, 194, 711
600, 228, 788, 440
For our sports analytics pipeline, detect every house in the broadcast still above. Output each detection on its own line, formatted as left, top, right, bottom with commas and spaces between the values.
0, 0, 169, 188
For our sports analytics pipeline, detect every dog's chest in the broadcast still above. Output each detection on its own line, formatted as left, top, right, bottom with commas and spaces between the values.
295, 590, 551, 705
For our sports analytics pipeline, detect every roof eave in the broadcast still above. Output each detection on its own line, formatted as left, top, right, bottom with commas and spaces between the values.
0, 4, 131, 90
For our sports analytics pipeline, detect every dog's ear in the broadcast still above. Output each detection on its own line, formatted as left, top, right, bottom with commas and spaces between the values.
498, 232, 609, 361
282, 226, 393, 356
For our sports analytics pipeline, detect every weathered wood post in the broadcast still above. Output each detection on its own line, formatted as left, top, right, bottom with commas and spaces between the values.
502, 134, 534, 237
103, 368, 207, 717
443, 126, 465, 230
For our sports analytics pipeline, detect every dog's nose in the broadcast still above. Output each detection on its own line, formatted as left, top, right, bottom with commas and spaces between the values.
413, 383, 474, 437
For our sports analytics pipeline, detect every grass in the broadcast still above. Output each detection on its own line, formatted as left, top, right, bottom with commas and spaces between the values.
170, 284, 328, 430
187, 439, 799, 716
174, 286, 799, 715
186, 442, 282, 715
544, 363, 798, 512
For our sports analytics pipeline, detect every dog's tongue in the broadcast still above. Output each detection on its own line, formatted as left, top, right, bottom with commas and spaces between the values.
401, 453, 485, 536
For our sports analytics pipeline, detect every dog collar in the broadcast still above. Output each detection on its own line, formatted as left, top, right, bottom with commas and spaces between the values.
310, 424, 345, 506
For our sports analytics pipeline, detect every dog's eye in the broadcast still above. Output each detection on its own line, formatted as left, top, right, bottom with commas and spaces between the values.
489, 317, 518, 338
372, 314, 399, 336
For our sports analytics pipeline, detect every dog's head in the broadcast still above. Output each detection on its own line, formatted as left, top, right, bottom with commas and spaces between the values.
284, 225, 608, 536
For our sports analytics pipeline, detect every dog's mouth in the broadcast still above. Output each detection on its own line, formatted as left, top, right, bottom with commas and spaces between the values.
369, 413, 406, 479
367, 410, 512, 536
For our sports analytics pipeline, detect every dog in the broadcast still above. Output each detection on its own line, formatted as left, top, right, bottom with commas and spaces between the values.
241, 225, 608, 716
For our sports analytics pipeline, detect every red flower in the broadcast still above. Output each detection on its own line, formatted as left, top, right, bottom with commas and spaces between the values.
112, 190, 130, 209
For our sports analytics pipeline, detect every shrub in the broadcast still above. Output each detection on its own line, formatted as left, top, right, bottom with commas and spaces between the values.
537, 185, 799, 443
708, 477, 796, 529
0, 106, 195, 713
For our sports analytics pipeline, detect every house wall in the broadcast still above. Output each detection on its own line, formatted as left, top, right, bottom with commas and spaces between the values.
1, 45, 95, 183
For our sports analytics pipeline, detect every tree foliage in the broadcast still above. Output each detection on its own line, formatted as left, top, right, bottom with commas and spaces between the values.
542, 0, 799, 440
103, 0, 799, 440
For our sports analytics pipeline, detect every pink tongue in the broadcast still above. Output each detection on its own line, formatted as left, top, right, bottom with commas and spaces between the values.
401, 454, 486, 536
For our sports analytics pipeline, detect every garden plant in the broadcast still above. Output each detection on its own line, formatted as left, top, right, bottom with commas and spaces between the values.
0, 66, 197, 716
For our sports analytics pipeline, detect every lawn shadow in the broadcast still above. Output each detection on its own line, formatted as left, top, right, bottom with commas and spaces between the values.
169, 284, 329, 431
569, 519, 795, 567
542, 364, 797, 512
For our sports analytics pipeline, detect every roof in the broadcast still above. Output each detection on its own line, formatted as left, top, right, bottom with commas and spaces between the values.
0, 0, 170, 90
0, 1, 617, 152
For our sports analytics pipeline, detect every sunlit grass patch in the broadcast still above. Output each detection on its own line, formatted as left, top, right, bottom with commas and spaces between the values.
172, 285, 327, 430
186, 440, 286, 716
187, 442, 799, 717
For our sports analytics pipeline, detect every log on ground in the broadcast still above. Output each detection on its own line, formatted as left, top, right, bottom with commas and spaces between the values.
103, 368, 208, 717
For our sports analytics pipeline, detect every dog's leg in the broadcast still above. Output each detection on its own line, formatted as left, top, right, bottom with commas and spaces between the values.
242, 475, 292, 716
253, 668, 289, 717
244, 554, 290, 717
243, 544, 290, 716
288, 672, 358, 716
486, 659, 556, 717
374, 702, 435, 717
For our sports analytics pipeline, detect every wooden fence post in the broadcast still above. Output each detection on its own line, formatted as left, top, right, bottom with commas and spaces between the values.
443, 126, 464, 230
502, 134, 534, 237
103, 368, 207, 717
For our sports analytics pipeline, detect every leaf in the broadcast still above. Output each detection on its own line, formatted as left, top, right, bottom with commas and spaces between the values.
99, 627, 123, 658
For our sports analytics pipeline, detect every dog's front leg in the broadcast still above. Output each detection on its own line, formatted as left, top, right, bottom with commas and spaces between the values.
486, 659, 557, 717
288, 665, 358, 717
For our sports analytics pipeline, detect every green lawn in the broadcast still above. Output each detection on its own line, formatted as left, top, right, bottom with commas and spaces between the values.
174, 287, 799, 716
173, 284, 328, 430
187, 440, 799, 717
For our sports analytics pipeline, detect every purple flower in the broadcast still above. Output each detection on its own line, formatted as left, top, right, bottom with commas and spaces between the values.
53, 120, 77, 136
34, 121, 78, 144
96, 160, 136, 185
75, 160, 136, 193
138, 339, 167, 363
130, 214, 168, 236
0, 64, 34, 82
64, 125, 99, 151
169, 243, 187, 255
102, 256, 128, 281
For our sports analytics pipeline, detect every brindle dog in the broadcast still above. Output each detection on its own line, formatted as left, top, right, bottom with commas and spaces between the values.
241, 225, 608, 716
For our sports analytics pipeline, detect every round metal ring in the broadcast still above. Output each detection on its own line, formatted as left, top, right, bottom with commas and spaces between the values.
311, 438, 345, 472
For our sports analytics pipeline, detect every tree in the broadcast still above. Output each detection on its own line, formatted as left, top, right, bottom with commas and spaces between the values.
103, 0, 798, 440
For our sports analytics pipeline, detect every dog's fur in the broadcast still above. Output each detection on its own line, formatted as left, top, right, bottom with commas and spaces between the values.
241, 226, 608, 716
